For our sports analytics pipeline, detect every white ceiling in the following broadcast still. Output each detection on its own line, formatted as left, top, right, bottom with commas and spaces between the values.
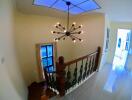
16, 0, 132, 22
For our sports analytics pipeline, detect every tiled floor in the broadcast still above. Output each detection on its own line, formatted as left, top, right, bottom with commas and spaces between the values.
50, 64, 132, 100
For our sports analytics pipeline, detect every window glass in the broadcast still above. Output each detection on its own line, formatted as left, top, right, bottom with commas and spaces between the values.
40, 44, 55, 72
41, 46, 47, 58
47, 57, 53, 66
42, 58, 47, 67
118, 38, 121, 48
48, 66, 54, 72
47, 45, 53, 57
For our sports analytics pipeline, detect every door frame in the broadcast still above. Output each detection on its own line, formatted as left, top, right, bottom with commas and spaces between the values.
36, 42, 57, 81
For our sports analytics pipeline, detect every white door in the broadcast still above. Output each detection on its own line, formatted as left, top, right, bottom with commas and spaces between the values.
113, 29, 131, 70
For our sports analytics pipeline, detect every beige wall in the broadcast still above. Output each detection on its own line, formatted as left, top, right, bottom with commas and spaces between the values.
71, 13, 105, 59
106, 22, 132, 65
15, 12, 106, 86
15, 12, 75, 85
0, 0, 27, 100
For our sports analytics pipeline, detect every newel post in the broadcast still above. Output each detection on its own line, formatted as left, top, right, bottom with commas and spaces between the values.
56, 56, 66, 96
94, 46, 101, 71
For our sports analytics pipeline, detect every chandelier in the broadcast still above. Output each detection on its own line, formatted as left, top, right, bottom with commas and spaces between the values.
51, 1, 83, 43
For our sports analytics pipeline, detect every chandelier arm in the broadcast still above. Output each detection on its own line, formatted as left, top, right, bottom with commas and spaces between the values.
69, 25, 75, 32
70, 35, 81, 40
57, 34, 66, 39
55, 32, 65, 34
71, 31, 80, 34
56, 26, 65, 31
69, 35, 74, 40
59, 25, 66, 30
70, 27, 80, 33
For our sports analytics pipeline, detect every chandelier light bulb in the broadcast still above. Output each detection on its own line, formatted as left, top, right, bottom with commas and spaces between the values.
64, 30, 67, 33
73, 40, 76, 43
81, 31, 84, 34
79, 25, 83, 28
72, 38, 76, 43
57, 22, 60, 25
57, 22, 61, 26
80, 39, 83, 42
73, 22, 76, 25
79, 39, 83, 42
54, 38, 59, 42
51, 31, 54, 34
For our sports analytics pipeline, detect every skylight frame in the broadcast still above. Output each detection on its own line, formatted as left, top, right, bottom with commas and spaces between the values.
33, 0, 101, 15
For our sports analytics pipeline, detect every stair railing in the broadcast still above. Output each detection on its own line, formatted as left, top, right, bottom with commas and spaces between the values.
44, 46, 101, 96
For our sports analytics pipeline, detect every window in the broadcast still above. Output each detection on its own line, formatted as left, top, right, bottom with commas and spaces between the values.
40, 45, 55, 72
36, 42, 57, 80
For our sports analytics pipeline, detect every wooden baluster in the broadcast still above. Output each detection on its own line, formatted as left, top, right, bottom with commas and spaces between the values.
72, 62, 78, 86
65, 66, 71, 90
48, 73, 52, 88
89, 56, 92, 75
51, 73, 55, 89
92, 55, 96, 72
78, 60, 83, 83
56, 56, 66, 96
86, 58, 90, 76
83, 58, 88, 79
90, 56, 94, 74
90, 56, 94, 73
44, 68, 49, 86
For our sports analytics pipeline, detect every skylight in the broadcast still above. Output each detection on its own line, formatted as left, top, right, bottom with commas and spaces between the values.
33, 0, 100, 14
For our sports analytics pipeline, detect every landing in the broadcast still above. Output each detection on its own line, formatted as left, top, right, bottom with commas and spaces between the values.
51, 64, 132, 100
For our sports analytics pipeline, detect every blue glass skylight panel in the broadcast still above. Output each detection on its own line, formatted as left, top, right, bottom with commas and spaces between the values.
70, 7, 84, 14
33, 0, 57, 7
78, 0, 100, 11
33, 0, 100, 14
52, 0, 74, 11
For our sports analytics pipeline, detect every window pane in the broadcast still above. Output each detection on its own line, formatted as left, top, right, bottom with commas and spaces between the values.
47, 57, 53, 66
40, 46, 47, 58
48, 66, 54, 72
42, 58, 47, 67
47, 45, 53, 57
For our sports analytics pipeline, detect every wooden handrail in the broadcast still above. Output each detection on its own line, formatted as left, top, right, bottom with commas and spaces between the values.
45, 46, 102, 96
64, 51, 98, 66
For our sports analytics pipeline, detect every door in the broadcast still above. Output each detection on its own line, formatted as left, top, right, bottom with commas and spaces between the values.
113, 29, 131, 70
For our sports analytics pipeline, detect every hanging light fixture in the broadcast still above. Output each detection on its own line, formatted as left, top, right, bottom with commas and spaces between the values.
51, 1, 83, 43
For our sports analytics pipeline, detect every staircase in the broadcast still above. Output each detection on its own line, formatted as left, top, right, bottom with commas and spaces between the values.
44, 47, 101, 97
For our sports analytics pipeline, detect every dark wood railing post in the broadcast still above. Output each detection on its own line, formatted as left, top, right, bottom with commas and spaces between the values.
56, 56, 66, 96
94, 46, 101, 71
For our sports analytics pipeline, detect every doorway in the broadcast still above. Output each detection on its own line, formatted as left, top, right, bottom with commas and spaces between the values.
36, 42, 57, 80
112, 29, 131, 70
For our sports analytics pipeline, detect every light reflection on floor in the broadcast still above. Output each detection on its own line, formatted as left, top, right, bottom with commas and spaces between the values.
104, 64, 128, 93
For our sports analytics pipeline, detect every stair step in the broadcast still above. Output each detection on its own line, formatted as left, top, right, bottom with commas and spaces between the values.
28, 82, 57, 100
